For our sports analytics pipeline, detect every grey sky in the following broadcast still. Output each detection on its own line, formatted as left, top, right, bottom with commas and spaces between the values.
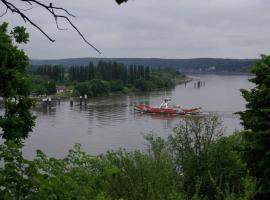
1, 0, 270, 59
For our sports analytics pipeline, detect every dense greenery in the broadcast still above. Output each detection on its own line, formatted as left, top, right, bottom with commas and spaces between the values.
0, 116, 256, 200
30, 61, 184, 96
73, 69, 182, 96
74, 79, 110, 97
31, 65, 65, 81
0, 22, 35, 142
239, 55, 270, 199
30, 75, 57, 95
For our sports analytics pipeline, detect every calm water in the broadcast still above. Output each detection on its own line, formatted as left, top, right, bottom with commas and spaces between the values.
20, 74, 253, 158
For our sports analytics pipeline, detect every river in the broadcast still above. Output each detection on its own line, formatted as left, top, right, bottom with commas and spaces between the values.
19, 74, 253, 158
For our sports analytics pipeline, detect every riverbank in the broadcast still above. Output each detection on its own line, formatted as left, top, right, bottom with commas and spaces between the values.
0, 73, 190, 107
30, 69, 189, 102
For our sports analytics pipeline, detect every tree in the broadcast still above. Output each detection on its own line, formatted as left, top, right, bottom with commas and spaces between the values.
239, 55, 270, 199
145, 66, 150, 80
0, 22, 35, 143
166, 116, 253, 200
46, 81, 57, 95
168, 115, 224, 198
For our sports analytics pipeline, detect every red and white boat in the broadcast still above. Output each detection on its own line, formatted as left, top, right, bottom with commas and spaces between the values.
134, 98, 202, 115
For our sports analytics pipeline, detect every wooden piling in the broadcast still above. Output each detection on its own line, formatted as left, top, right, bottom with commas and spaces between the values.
79, 96, 82, 106
42, 98, 47, 108
48, 97, 52, 108
84, 94, 87, 106
70, 97, 73, 106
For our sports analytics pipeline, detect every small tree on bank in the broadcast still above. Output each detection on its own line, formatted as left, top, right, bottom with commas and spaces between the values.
0, 22, 35, 143
240, 55, 270, 199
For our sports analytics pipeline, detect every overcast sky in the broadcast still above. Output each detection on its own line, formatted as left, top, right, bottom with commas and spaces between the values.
1, 0, 270, 59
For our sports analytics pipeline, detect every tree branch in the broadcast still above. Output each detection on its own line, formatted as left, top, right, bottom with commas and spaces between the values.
0, 0, 101, 54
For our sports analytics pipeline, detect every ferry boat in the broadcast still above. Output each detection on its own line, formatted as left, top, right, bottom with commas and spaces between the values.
134, 98, 202, 115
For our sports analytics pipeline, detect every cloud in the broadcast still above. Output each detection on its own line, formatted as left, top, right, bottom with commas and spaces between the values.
1, 0, 270, 59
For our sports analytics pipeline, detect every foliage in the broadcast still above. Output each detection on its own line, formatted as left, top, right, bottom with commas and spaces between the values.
0, 22, 35, 143
57, 61, 183, 95
0, 116, 256, 200
31, 60, 184, 95
68, 61, 146, 85
0, 141, 29, 199
0, 142, 116, 199
168, 116, 224, 196
32, 65, 65, 81
30, 75, 57, 95
104, 148, 182, 200
109, 80, 124, 92
45, 81, 57, 95
239, 54, 270, 199
69, 62, 95, 82
150, 71, 177, 89
74, 79, 110, 97
167, 116, 251, 200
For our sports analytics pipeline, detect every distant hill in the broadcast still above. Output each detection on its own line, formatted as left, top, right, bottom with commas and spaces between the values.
30, 57, 256, 73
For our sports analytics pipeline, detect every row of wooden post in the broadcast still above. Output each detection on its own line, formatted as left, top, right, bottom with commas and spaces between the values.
42, 94, 88, 108
70, 94, 88, 107
194, 81, 205, 88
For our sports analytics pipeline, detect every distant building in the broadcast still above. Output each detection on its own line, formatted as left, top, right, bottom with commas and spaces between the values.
56, 85, 66, 94
207, 66, 216, 71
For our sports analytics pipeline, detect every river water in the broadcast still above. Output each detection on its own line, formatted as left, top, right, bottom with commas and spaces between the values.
20, 74, 253, 158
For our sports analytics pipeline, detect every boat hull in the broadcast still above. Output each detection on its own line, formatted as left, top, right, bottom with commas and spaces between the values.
134, 104, 201, 115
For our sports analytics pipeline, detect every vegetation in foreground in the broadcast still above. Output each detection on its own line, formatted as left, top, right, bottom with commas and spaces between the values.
0, 116, 256, 200
1, 23, 270, 199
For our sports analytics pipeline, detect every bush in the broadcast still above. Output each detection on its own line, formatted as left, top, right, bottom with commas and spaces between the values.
89, 79, 110, 96
0, 116, 256, 200
74, 79, 110, 97
109, 80, 124, 92
103, 146, 182, 199
74, 81, 90, 96
167, 116, 254, 200
134, 79, 155, 91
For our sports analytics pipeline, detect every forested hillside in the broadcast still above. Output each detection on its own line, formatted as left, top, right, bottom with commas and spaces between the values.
31, 57, 256, 73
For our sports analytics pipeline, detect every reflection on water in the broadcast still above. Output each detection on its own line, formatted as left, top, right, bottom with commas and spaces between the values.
17, 75, 253, 158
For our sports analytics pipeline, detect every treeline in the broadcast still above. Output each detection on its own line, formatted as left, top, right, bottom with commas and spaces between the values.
31, 65, 65, 81
69, 61, 150, 83
30, 61, 184, 96
31, 61, 151, 83
30, 57, 256, 73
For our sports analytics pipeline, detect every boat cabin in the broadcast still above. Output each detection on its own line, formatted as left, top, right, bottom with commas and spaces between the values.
159, 98, 172, 108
